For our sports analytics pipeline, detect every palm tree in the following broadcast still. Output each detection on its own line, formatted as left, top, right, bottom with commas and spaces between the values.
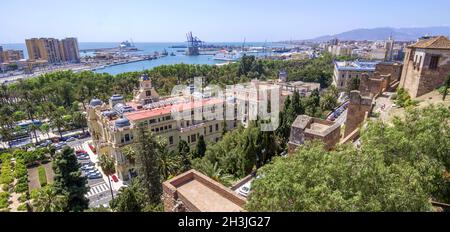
40, 123, 51, 139
195, 160, 234, 186
98, 154, 116, 200
122, 145, 136, 165
32, 185, 67, 212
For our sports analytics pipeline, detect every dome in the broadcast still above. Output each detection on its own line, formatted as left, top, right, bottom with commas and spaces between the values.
111, 95, 124, 101
141, 73, 150, 81
89, 99, 103, 107
115, 117, 131, 128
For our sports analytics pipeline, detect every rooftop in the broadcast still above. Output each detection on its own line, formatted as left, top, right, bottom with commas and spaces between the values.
408, 36, 450, 50
335, 60, 380, 71
291, 115, 340, 137
163, 170, 246, 212
124, 98, 224, 122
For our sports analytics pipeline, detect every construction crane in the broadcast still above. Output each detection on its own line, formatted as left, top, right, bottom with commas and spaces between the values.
186, 32, 203, 56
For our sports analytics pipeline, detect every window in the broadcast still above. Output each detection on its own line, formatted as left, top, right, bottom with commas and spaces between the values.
124, 134, 130, 142
156, 128, 159, 132
149, 119, 156, 124
215, 123, 219, 131
169, 136, 173, 145
429, 56, 440, 70
169, 124, 172, 129
146, 90, 152, 96
191, 134, 196, 143
209, 125, 213, 133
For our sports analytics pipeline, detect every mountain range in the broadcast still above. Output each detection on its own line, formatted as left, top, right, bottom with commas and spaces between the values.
308, 26, 450, 42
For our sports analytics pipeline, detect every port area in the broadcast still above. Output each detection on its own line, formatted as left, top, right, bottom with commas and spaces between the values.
0, 52, 166, 85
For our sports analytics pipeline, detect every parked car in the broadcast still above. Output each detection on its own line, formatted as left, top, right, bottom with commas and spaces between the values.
77, 154, 90, 160
87, 173, 102, 179
86, 169, 100, 175
76, 150, 87, 155
66, 137, 76, 142
111, 175, 119, 183
81, 165, 95, 171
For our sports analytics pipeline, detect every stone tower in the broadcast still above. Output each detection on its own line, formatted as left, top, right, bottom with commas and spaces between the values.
132, 73, 159, 106
344, 90, 373, 138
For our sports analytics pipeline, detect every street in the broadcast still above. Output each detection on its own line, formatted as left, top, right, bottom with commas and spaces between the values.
69, 140, 117, 208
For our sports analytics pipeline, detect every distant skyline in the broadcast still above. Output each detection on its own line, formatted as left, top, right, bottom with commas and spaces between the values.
2, 0, 450, 43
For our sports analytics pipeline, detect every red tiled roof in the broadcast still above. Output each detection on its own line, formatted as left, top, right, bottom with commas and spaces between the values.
124, 98, 224, 122
408, 36, 450, 49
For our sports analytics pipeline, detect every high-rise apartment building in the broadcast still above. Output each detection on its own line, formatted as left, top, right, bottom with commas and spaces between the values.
26, 37, 80, 64
1, 50, 24, 62
60, 38, 80, 63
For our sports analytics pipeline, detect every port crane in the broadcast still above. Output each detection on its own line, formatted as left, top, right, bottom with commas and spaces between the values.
186, 31, 203, 56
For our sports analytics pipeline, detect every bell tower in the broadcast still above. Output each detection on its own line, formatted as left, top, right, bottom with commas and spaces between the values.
133, 73, 159, 105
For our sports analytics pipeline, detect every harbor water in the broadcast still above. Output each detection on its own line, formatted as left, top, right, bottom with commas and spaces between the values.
1, 42, 284, 75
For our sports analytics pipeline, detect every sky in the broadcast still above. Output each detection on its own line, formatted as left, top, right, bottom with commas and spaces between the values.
1, 0, 450, 43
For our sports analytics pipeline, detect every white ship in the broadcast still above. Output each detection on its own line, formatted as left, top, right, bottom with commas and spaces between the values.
213, 50, 243, 61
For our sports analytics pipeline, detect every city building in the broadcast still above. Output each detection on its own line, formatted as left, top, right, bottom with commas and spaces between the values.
288, 115, 341, 153
26, 37, 80, 64
163, 170, 247, 212
87, 75, 237, 181
399, 35, 450, 98
1, 50, 24, 63
328, 45, 352, 57
333, 60, 380, 89
60, 38, 80, 63
385, 36, 395, 61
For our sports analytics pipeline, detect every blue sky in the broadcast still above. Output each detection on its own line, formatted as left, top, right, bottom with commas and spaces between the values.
1, 0, 450, 43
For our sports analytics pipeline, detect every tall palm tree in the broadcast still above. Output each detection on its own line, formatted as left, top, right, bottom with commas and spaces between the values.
122, 145, 136, 165
32, 185, 67, 212
98, 154, 116, 200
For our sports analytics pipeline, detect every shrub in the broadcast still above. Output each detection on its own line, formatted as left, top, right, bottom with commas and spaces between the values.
0, 192, 10, 209
38, 166, 47, 187
395, 88, 418, 108
17, 203, 28, 212
0, 159, 13, 186
18, 194, 28, 203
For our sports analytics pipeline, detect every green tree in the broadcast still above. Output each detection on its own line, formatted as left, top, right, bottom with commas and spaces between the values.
177, 140, 191, 172
194, 135, 207, 159
98, 154, 116, 200
32, 185, 68, 212
40, 123, 51, 139
72, 111, 87, 134
247, 142, 434, 212
439, 74, 450, 100
53, 146, 89, 212
135, 125, 162, 205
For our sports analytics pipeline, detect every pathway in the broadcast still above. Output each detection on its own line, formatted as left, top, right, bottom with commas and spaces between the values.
27, 167, 40, 191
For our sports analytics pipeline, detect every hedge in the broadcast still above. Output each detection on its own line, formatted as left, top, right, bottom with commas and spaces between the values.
38, 166, 47, 187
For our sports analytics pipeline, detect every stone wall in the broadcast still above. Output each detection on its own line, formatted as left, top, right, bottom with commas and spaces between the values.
344, 91, 373, 138
359, 62, 403, 97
